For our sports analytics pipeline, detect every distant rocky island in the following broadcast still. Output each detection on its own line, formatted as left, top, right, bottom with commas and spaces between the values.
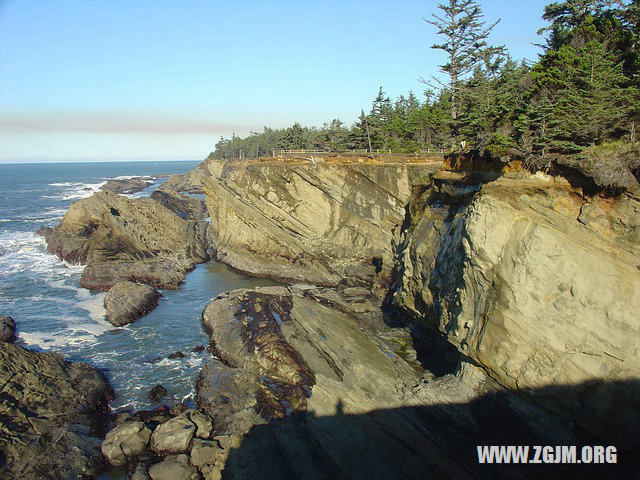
1, 153, 639, 479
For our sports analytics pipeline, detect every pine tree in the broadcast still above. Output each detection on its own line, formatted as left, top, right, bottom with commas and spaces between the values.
426, 0, 504, 121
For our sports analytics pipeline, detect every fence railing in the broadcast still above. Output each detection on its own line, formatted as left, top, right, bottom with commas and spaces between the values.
270, 148, 446, 156
226, 148, 447, 159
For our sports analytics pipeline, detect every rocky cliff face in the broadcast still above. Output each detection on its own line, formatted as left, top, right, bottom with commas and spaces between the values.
200, 160, 439, 289
391, 171, 640, 446
39, 190, 209, 290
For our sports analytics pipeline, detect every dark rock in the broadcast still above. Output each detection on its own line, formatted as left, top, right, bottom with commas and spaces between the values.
100, 176, 155, 195
168, 351, 185, 360
0, 316, 16, 343
0, 341, 113, 479
192, 345, 205, 353
169, 403, 189, 416
135, 406, 172, 425
35, 226, 53, 241
150, 189, 206, 221
148, 384, 167, 404
104, 281, 161, 327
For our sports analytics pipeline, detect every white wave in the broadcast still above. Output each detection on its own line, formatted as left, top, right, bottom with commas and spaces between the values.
45, 180, 107, 201
26, 295, 75, 305
49, 182, 84, 187
109, 175, 154, 181
62, 181, 106, 200
75, 289, 108, 324
0, 232, 67, 275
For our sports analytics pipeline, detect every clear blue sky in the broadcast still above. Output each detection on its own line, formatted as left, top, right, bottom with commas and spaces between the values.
0, 0, 549, 162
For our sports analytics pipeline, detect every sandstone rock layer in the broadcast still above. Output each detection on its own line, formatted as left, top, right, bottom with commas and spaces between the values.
200, 160, 439, 288
392, 172, 640, 446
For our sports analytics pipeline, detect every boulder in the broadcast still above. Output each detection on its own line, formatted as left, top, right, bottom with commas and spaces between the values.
147, 384, 167, 404
148, 454, 199, 480
0, 315, 16, 343
150, 413, 196, 454
0, 341, 113, 479
103, 281, 161, 326
188, 409, 213, 439
101, 420, 152, 466
189, 438, 220, 469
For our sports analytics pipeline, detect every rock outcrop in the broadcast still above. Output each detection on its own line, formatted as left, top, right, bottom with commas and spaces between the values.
391, 171, 640, 447
101, 175, 165, 195
103, 281, 161, 326
0, 316, 16, 343
160, 169, 205, 194
39, 190, 209, 290
0, 341, 113, 479
196, 286, 424, 434
200, 159, 439, 289
195, 284, 639, 479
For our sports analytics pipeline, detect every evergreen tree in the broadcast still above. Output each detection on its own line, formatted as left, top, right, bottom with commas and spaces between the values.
426, 0, 504, 121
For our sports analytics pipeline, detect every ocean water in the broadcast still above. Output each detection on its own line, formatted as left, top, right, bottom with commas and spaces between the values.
0, 161, 276, 411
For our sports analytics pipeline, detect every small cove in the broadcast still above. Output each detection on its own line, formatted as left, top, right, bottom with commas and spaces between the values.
0, 161, 277, 411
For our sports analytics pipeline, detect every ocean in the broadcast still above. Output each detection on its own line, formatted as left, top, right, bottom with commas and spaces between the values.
0, 161, 275, 411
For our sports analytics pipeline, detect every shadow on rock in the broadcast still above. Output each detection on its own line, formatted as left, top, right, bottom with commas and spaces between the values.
223, 380, 640, 480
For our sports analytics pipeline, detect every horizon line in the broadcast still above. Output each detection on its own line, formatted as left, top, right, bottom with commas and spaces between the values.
0, 158, 205, 165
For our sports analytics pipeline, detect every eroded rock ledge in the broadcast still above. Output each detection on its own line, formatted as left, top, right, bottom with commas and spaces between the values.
194, 285, 638, 478
38, 189, 209, 290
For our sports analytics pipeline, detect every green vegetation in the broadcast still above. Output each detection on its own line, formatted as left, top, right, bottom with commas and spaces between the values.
211, 0, 640, 190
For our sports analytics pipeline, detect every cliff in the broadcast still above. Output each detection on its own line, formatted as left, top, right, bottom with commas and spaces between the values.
197, 158, 640, 453
200, 159, 440, 289
391, 170, 640, 445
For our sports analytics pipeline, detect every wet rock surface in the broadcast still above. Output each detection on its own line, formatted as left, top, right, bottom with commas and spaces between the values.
39, 190, 209, 290
147, 385, 168, 404
0, 341, 113, 479
104, 281, 161, 326
0, 316, 16, 343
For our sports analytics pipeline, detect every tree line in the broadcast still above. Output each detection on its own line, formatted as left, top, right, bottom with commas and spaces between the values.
211, 0, 640, 190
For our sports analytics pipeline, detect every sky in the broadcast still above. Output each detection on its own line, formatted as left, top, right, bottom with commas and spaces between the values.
0, 0, 550, 163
